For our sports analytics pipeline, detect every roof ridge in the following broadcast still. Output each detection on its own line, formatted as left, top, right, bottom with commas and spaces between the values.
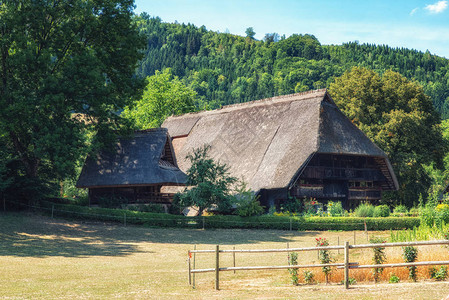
166, 89, 327, 120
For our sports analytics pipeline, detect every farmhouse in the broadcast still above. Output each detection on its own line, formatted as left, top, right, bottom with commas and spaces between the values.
76, 128, 186, 205
162, 89, 398, 210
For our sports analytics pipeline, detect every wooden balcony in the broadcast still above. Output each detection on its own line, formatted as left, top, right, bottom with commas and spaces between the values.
302, 166, 383, 181
348, 189, 381, 200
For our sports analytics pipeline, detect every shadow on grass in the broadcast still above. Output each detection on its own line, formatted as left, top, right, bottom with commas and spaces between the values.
0, 212, 319, 257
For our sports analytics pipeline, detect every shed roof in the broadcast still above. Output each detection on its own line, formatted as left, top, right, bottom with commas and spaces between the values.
76, 128, 186, 188
162, 89, 398, 192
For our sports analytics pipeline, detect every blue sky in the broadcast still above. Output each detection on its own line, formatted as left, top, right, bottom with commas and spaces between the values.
134, 0, 449, 58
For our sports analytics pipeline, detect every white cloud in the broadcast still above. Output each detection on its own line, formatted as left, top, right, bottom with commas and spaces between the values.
424, 0, 448, 14
410, 7, 419, 16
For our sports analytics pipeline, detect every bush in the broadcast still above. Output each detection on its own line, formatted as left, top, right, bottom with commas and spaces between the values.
393, 205, 408, 214
127, 203, 166, 214
326, 201, 344, 217
436, 203, 449, 226
303, 270, 315, 284
233, 181, 264, 217
403, 246, 418, 282
288, 252, 299, 285
354, 203, 375, 217
373, 205, 390, 217
429, 266, 448, 281
389, 274, 400, 283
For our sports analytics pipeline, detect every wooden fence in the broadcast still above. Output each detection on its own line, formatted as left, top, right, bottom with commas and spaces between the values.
188, 240, 449, 290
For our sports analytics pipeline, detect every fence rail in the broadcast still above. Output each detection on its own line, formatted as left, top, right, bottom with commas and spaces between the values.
188, 240, 449, 290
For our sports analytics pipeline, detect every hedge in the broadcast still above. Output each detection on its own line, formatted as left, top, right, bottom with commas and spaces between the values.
39, 201, 420, 231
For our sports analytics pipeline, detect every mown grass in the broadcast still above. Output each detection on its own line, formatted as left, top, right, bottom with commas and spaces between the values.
0, 212, 448, 299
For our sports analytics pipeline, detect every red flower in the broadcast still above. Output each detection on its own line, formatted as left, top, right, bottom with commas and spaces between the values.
321, 243, 324, 246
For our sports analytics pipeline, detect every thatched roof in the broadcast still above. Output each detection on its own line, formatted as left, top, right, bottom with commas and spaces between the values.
76, 128, 186, 188
162, 89, 398, 192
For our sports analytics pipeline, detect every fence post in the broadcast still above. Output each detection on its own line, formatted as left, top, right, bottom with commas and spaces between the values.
202, 217, 205, 230
233, 246, 236, 274
124, 213, 127, 226
188, 251, 192, 285
193, 245, 196, 289
215, 244, 220, 290
344, 241, 349, 289
51, 204, 54, 219
289, 218, 292, 231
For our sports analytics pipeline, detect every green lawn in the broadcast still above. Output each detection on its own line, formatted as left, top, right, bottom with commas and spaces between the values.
1, 212, 448, 299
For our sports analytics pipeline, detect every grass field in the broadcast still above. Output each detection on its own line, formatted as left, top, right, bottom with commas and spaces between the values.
1, 212, 449, 299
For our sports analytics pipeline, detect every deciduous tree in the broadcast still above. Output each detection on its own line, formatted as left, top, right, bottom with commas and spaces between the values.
122, 69, 197, 128
0, 0, 145, 202
329, 67, 446, 205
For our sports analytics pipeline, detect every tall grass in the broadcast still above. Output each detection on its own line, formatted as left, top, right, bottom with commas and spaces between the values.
390, 223, 449, 242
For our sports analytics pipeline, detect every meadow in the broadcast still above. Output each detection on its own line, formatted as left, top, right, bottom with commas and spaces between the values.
1, 212, 448, 299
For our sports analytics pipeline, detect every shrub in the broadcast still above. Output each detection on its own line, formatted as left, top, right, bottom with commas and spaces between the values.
393, 205, 408, 214
97, 196, 125, 208
281, 197, 303, 214
326, 201, 344, 217
316, 237, 333, 284
389, 274, 400, 283
373, 205, 390, 217
403, 246, 418, 282
429, 266, 448, 281
370, 236, 387, 283
288, 252, 299, 285
435, 203, 449, 226
354, 203, 375, 217
233, 181, 264, 217
127, 203, 166, 214
303, 270, 315, 284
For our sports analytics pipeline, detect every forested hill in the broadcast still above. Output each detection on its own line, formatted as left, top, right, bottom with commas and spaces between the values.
135, 14, 449, 118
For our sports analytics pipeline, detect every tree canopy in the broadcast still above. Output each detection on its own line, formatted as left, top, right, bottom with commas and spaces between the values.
135, 15, 449, 118
122, 69, 198, 129
0, 0, 145, 202
329, 67, 446, 205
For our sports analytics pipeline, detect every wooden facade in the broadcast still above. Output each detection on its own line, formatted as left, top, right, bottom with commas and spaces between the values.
289, 154, 389, 209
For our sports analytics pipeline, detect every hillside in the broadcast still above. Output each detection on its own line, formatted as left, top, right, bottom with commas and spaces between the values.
135, 14, 449, 118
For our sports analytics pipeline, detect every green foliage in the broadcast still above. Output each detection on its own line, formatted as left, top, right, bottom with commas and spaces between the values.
354, 203, 375, 217
389, 223, 449, 242
429, 266, 448, 281
175, 145, 237, 215
370, 237, 387, 283
135, 15, 449, 119
127, 203, 166, 214
281, 197, 303, 214
122, 69, 198, 129
97, 196, 126, 209
389, 274, 400, 283
402, 246, 418, 281
329, 67, 446, 206
303, 270, 315, 284
393, 205, 408, 214
39, 201, 420, 230
0, 0, 145, 203
288, 252, 299, 285
373, 205, 390, 217
233, 181, 264, 217
326, 201, 345, 217
316, 237, 333, 284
